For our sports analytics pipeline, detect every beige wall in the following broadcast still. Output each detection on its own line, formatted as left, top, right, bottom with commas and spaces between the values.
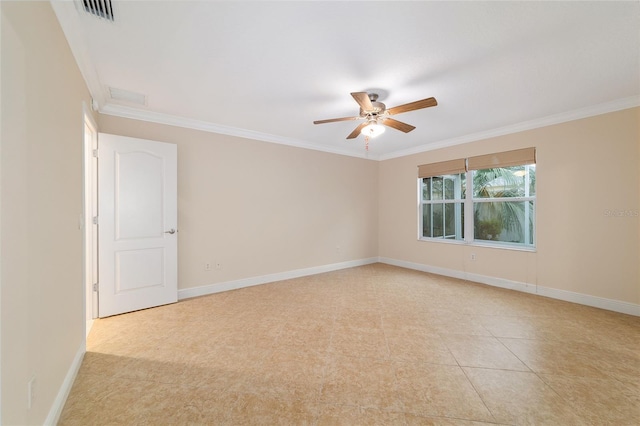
98, 115, 380, 291
379, 108, 640, 305
1, 2, 93, 424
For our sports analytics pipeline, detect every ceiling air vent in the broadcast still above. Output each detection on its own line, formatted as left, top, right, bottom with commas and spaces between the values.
108, 87, 147, 106
82, 0, 114, 22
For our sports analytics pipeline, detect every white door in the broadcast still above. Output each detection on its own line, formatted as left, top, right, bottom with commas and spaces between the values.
98, 133, 178, 317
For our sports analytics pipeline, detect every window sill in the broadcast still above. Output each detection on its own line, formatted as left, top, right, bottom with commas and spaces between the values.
418, 237, 537, 253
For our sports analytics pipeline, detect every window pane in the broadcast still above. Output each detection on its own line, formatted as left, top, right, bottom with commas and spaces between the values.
432, 177, 443, 200
444, 203, 456, 238
510, 166, 527, 197
422, 204, 432, 238
473, 167, 527, 198
422, 178, 431, 201
461, 174, 466, 199
474, 201, 533, 245
432, 204, 443, 237
444, 177, 454, 200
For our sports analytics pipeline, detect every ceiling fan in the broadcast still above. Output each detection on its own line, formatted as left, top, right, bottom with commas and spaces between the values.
313, 92, 438, 139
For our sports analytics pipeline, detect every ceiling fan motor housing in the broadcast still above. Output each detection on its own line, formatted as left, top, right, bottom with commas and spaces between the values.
360, 93, 386, 117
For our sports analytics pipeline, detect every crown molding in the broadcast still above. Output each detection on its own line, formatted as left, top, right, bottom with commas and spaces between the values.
100, 104, 377, 160
102, 96, 638, 163
379, 96, 640, 161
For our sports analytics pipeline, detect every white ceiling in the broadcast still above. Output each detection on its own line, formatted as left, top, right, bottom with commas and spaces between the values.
53, 1, 640, 160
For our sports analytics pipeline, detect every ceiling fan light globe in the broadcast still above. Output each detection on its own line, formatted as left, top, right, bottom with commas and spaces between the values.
362, 123, 385, 138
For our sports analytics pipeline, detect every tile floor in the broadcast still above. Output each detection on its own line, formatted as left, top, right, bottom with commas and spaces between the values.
59, 264, 640, 425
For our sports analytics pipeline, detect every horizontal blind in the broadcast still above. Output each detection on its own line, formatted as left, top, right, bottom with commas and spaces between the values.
467, 147, 536, 170
418, 158, 466, 178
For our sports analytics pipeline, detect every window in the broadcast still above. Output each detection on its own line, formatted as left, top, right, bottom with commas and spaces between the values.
472, 164, 536, 246
418, 148, 536, 249
421, 173, 465, 240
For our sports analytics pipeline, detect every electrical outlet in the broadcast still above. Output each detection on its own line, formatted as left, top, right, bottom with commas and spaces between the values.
215, 263, 222, 270
204, 262, 211, 271
27, 376, 36, 410
471, 253, 476, 261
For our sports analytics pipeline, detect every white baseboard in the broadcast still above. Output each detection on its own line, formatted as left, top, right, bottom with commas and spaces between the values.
178, 257, 379, 300
177, 256, 638, 316
379, 257, 639, 317
535, 285, 640, 316
44, 343, 85, 425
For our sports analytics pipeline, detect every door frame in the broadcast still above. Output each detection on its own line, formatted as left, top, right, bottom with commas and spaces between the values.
82, 104, 98, 337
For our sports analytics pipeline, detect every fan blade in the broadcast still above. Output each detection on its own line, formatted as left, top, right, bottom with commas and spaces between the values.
382, 118, 416, 133
351, 92, 374, 111
313, 116, 360, 125
347, 122, 368, 139
387, 97, 437, 115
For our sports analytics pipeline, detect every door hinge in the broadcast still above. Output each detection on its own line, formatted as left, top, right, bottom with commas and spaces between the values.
93, 282, 98, 292
92, 216, 98, 225
92, 149, 99, 158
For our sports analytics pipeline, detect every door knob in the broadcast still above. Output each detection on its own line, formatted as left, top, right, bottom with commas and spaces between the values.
164, 229, 177, 234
